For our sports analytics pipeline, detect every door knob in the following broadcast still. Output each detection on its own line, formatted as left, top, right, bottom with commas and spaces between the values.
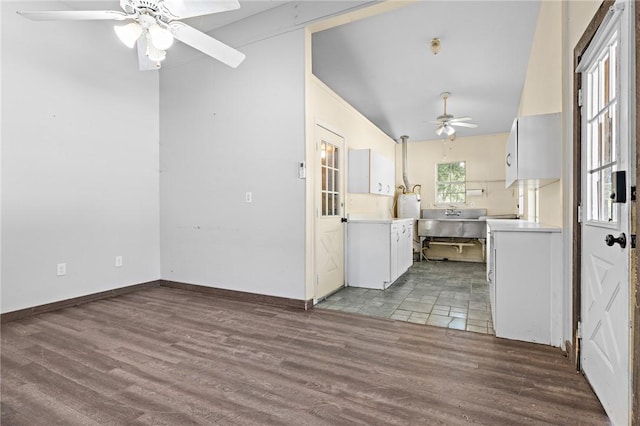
605, 233, 626, 248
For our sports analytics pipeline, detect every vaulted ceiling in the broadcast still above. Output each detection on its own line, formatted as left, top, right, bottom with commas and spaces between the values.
312, 1, 541, 142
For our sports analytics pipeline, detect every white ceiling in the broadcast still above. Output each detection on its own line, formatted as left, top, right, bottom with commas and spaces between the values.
44, 0, 540, 142
312, 1, 541, 142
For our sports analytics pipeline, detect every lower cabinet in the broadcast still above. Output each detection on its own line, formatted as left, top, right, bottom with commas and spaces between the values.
347, 219, 413, 289
488, 227, 562, 346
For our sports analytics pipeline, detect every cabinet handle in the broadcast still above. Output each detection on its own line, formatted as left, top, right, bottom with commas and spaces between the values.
378, 182, 382, 192
506, 153, 512, 167
386, 184, 391, 193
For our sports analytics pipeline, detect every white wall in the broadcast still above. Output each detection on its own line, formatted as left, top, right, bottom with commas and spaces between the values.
1, 2, 160, 313
159, 28, 307, 299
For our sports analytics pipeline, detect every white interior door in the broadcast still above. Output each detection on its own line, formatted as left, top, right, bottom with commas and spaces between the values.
315, 125, 345, 300
578, 3, 631, 424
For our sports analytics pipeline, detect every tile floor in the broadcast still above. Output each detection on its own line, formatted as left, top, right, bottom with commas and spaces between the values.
317, 260, 495, 335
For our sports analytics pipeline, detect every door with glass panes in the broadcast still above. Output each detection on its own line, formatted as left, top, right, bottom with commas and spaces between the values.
315, 125, 345, 299
576, 3, 631, 424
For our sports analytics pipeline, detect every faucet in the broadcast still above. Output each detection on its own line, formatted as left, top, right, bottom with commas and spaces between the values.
444, 208, 461, 217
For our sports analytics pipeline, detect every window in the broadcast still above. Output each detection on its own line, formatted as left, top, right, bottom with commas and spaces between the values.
320, 141, 340, 216
436, 161, 466, 204
584, 32, 619, 224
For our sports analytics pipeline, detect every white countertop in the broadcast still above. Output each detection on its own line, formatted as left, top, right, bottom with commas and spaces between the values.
347, 214, 414, 224
486, 219, 561, 233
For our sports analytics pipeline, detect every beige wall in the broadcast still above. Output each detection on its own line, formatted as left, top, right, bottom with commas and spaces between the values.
559, 0, 602, 346
396, 133, 516, 262
396, 133, 517, 215
308, 75, 397, 218
518, 0, 563, 226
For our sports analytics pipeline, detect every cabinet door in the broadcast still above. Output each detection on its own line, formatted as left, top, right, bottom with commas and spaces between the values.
347, 222, 391, 289
370, 151, 395, 196
370, 151, 385, 195
505, 118, 518, 188
347, 149, 371, 193
382, 155, 395, 196
494, 232, 551, 344
401, 222, 413, 272
389, 225, 399, 285
517, 113, 561, 181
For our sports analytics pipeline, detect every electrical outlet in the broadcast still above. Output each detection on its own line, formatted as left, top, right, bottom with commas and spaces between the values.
115, 256, 123, 268
56, 263, 66, 276
245, 192, 252, 203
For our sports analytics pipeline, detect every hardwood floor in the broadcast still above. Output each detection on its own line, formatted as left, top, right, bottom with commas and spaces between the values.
1, 287, 608, 425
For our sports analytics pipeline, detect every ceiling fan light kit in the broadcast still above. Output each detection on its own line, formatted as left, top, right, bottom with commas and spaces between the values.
148, 24, 174, 50
431, 91, 478, 137
17, 0, 246, 71
114, 22, 144, 48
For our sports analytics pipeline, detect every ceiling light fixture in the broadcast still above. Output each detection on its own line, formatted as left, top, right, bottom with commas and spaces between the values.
436, 123, 455, 136
114, 14, 174, 60
114, 22, 143, 48
148, 23, 174, 50
430, 38, 441, 55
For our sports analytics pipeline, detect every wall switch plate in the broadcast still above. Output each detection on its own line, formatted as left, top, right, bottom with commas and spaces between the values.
56, 263, 66, 276
298, 161, 306, 179
245, 192, 252, 203
115, 256, 123, 268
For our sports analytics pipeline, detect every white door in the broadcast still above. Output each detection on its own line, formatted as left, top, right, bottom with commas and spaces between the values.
578, 3, 632, 424
315, 125, 346, 299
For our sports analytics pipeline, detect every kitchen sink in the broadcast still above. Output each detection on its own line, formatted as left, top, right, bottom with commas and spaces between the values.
418, 209, 487, 239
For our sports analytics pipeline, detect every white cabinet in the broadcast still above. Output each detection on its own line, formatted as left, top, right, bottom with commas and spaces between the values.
347, 219, 413, 289
486, 220, 562, 346
505, 112, 561, 188
398, 220, 413, 273
348, 149, 395, 196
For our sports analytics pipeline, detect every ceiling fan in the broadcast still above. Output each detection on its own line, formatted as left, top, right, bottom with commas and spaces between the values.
431, 92, 478, 136
17, 0, 246, 71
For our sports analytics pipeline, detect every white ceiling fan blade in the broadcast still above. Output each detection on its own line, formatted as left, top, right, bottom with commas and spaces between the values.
137, 37, 161, 71
162, 0, 240, 19
451, 122, 478, 128
168, 22, 245, 68
449, 116, 472, 122
435, 126, 444, 136
17, 10, 127, 21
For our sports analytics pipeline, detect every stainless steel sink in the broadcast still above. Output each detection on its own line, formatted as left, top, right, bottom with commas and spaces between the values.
418, 209, 487, 238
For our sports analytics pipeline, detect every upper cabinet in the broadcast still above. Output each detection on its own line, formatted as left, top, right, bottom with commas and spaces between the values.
505, 112, 561, 188
348, 149, 395, 196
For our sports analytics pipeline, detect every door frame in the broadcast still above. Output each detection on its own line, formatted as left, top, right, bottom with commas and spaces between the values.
571, 0, 639, 422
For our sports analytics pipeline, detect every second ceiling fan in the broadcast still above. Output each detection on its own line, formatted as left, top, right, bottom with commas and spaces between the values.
431, 92, 478, 136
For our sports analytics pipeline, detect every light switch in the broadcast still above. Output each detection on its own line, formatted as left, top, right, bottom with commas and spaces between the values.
245, 192, 252, 203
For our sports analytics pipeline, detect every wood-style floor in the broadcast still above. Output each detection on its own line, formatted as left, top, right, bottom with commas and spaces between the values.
1, 287, 608, 425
